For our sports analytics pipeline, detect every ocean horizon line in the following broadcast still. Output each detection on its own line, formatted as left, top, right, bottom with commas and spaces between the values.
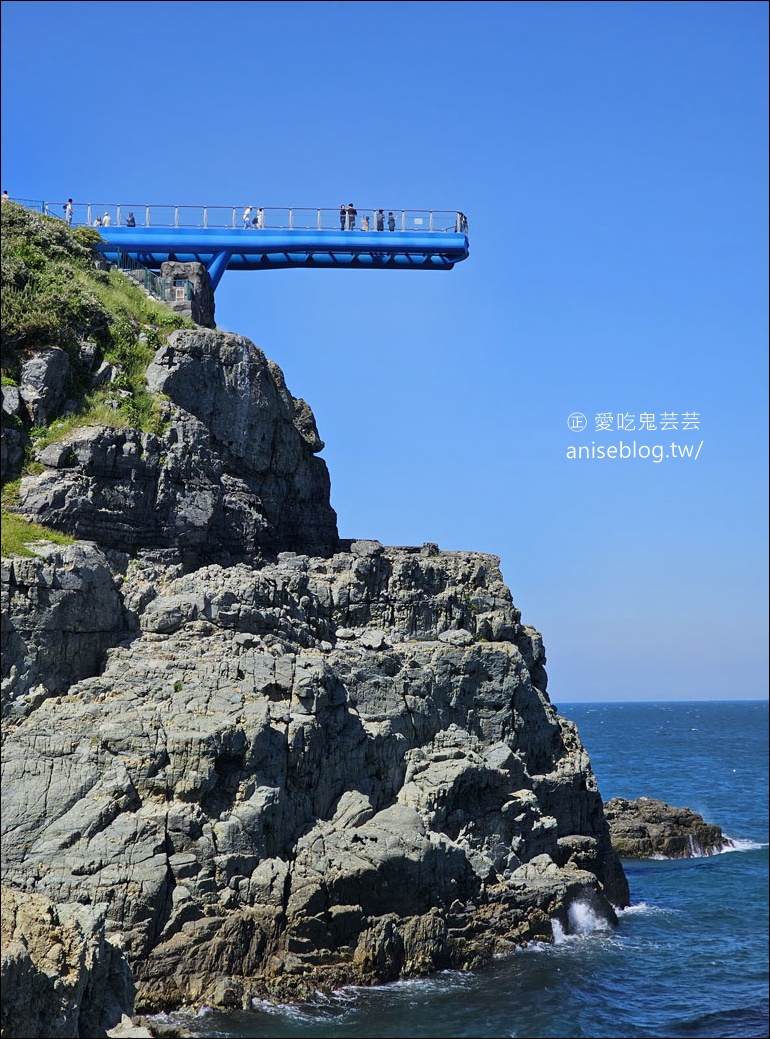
557, 697, 768, 705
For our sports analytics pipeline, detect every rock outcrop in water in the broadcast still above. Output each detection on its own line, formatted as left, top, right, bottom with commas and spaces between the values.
604, 797, 734, 858
1, 327, 629, 1021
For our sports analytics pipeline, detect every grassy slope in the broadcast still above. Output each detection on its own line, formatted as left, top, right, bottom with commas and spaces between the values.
1, 200, 194, 556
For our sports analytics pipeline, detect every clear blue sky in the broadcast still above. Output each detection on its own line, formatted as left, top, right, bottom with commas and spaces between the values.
2, 1, 767, 701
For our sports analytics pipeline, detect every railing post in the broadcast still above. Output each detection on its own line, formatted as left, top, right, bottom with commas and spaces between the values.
116, 206, 122, 226
289, 209, 293, 229
429, 211, 433, 232
174, 207, 179, 227
232, 209, 236, 228
317, 209, 322, 230
145, 206, 151, 227
87, 206, 92, 225
203, 207, 208, 229
401, 211, 406, 231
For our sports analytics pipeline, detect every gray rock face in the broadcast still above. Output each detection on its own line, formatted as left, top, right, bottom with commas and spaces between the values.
13, 330, 338, 565
19, 348, 71, 427
2, 384, 21, 419
0, 426, 27, 481
1, 542, 127, 720
159, 262, 215, 329
1, 542, 628, 1010
2, 329, 629, 1015
604, 797, 734, 858
1, 384, 27, 480
0, 886, 135, 1039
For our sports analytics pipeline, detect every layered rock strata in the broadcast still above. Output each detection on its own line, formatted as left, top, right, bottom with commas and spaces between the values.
2, 540, 628, 1010
2, 328, 628, 1014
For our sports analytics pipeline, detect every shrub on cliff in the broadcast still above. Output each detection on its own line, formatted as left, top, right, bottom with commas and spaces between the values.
0, 201, 192, 464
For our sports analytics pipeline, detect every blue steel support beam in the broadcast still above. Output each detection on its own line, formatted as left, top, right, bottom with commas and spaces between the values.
206, 250, 233, 289
97, 227, 469, 281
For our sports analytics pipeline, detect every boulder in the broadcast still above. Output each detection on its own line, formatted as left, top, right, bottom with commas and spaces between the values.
19, 348, 70, 427
2, 384, 21, 418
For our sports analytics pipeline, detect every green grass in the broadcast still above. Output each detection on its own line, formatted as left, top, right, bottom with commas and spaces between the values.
92, 267, 191, 334
1, 200, 191, 479
1, 509, 75, 557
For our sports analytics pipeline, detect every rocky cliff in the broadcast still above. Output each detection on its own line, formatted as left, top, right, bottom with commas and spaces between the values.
2, 326, 628, 1021
0, 886, 134, 1039
11, 329, 337, 566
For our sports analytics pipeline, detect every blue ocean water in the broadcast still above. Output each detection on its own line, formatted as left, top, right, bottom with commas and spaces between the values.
159, 701, 769, 1039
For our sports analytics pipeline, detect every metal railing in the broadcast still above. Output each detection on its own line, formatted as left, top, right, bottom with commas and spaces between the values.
97, 246, 193, 303
10, 197, 467, 235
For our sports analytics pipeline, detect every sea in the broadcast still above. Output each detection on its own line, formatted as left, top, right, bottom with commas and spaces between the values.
155, 700, 769, 1039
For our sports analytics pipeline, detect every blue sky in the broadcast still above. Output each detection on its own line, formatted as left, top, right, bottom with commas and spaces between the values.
2, 1, 767, 701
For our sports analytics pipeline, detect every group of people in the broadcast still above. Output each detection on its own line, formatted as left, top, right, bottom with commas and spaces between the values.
240, 203, 400, 232
242, 205, 265, 228
50, 198, 466, 234
93, 210, 135, 227
339, 204, 396, 232
59, 200, 124, 228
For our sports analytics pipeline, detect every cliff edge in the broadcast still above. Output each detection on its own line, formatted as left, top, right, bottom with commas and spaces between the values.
1, 229, 628, 1021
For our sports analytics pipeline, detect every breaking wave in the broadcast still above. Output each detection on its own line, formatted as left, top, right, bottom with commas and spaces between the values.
552, 898, 615, 943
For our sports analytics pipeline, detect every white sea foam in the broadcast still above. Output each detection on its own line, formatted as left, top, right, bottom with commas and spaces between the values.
617, 901, 672, 916
551, 918, 568, 943
639, 835, 761, 859
551, 899, 614, 944
719, 836, 766, 853
569, 898, 614, 934
687, 834, 743, 857
364, 969, 473, 995
249, 995, 352, 1023
248, 969, 473, 1022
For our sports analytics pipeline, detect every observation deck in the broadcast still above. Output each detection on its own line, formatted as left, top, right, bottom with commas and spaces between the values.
15, 199, 470, 289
